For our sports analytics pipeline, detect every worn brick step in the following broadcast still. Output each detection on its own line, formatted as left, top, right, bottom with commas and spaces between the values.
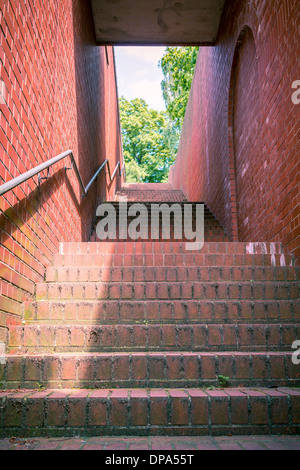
94, 221, 226, 233
0, 387, 299, 437
115, 188, 188, 201
93, 220, 227, 228
96, 226, 226, 235
106, 220, 219, 228
36, 281, 299, 302
94, 217, 226, 228
102, 201, 224, 216
92, 230, 228, 237
45, 265, 299, 284
104, 200, 204, 204
95, 221, 226, 231
91, 229, 228, 236
97, 223, 224, 230
98, 212, 218, 219
57, 241, 284, 256
90, 231, 228, 240
1, 352, 299, 390
97, 210, 219, 217
8, 323, 299, 353
106, 204, 209, 208
23, 300, 299, 324
53, 253, 293, 268
90, 235, 230, 243
96, 210, 224, 220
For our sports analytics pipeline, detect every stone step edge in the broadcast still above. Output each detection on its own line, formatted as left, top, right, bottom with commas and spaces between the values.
0, 387, 299, 438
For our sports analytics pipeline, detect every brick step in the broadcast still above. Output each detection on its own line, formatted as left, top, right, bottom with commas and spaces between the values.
94, 216, 226, 224
96, 220, 224, 229
36, 281, 299, 302
95, 211, 224, 223
90, 235, 230, 243
114, 187, 188, 202
53, 253, 293, 268
90, 231, 229, 239
1, 352, 299, 390
115, 185, 187, 192
92, 224, 227, 232
93, 226, 225, 235
97, 217, 223, 230
57, 241, 284, 255
45, 265, 299, 284
23, 299, 299, 324
92, 226, 227, 234
0, 387, 299, 437
54, 242, 292, 267
114, 193, 188, 199
98, 207, 220, 216
9, 324, 299, 353
100, 206, 216, 212
90, 230, 229, 240
90, 237, 230, 243
101, 213, 223, 221
104, 201, 216, 213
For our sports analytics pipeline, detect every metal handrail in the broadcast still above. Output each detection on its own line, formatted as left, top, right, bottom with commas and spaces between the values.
0, 149, 124, 198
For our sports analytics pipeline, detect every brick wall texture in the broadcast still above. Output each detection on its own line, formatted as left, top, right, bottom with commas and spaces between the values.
0, 0, 123, 340
169, 0, 299, 264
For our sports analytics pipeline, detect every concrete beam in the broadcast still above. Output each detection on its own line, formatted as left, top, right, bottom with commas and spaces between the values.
91, 0, 225, 45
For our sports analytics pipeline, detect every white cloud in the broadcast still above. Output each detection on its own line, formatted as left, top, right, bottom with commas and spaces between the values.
114, 46, 166, 110
123, 46, 166, 64
127, 79, 165, 111
136, 68, 148, 77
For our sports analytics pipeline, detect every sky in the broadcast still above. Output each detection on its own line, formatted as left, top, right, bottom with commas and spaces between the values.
114, 46, 167, 111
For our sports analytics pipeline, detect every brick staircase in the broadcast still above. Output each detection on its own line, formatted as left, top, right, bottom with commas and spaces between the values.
0, 185, 299, 437
90, 202, 229, 243
90, 183, 229, 242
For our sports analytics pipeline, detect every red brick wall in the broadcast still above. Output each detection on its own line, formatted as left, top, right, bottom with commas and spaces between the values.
0, 0, 123, 342
169, 0, 299, 263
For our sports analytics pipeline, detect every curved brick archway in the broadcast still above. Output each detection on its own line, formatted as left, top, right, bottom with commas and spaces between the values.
228, 25, 261, 241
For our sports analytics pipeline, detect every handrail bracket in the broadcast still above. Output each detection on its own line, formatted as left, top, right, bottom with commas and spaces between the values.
38, 167, 50, 187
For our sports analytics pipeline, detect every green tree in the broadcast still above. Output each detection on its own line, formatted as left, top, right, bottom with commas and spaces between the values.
159, 47, 199, 130
119, 97, 176, 183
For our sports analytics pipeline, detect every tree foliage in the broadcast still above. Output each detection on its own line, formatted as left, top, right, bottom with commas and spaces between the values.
119, 47, 198, 183
159, 47, 199, 130
119, 97, 176, 183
